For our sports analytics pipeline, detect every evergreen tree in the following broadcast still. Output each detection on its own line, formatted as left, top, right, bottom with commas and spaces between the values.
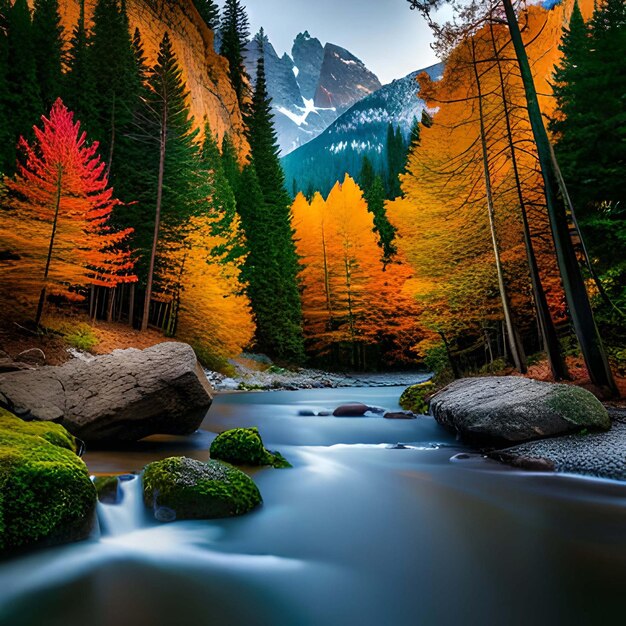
0, 0, 14, 173
31, 0, 63, 109
219, 0, 250, 111
551, 0, 626, 286
240, 45, 304, 361
64, 0, 96, 131
385, 123, 407, 199
136, 32, 208, 331
6, 0, 42, 166
193, 0, 220, 31
359, 156, 397, 266
220, 132, 241, 190
88, 0, 141, 170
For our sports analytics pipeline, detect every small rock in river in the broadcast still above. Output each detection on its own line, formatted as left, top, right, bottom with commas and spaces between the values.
333, 402, 369, 417
383, 411, 417, 420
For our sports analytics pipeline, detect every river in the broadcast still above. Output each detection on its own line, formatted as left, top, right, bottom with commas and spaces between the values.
1, 386, 625, 626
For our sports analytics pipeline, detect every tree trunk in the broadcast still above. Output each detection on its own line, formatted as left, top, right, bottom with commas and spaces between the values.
501, 0, 617, 396
106, 288, 115, 323
141, 105, 168, 332
489, 20, 567, 380
438, 330, 461, 379
471, 38, 526, 373
128, 283, 135, 327
35, 165, 64, 327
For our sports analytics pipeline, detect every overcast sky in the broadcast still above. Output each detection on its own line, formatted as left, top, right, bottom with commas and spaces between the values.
217, 0, 440, 84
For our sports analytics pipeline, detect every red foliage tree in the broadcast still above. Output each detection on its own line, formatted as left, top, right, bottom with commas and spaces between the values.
1, 98, 136, 324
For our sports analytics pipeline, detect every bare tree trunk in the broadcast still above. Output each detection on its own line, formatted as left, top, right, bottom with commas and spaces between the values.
35, 165, 64, 327
488, 20, 567, 380
141, 105, 168, 332
128, 283, 135, 327
471, 38, 526, 373
501, 0, 617, 396
106, 288, 115, 323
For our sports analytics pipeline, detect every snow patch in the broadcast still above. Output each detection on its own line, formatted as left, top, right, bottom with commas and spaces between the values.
293, 66, 300, 78
277, 98, 337, 127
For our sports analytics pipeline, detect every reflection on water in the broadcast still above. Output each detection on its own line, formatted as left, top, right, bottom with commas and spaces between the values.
1, 388, 626, 626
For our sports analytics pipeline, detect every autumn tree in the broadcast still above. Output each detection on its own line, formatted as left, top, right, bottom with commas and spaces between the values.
0, 99, 135, 325
408, 0, 617, 394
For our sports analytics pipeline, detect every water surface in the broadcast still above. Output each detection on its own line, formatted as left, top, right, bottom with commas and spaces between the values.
1, 387, 625, 626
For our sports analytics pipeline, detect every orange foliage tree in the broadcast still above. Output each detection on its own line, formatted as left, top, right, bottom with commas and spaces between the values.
0, 99, 135, 324
293, 176, 420, 368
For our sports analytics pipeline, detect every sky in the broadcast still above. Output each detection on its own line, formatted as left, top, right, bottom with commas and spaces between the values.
217, 0, 440, 84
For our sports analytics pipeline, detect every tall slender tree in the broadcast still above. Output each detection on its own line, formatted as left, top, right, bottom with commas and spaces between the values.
0, 0, 14, 173
240, 43, 304, 361
219, 0, 250, 111
7, 0, 42, 167
31, 0, 63, 109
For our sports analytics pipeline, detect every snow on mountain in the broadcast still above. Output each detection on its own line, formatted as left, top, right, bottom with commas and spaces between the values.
244, 31, 381, 155
281, 62, 445, 196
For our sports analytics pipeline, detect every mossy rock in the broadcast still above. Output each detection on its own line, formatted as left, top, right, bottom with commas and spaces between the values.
142, 456, 262, 522
0, 410, 96, 555
399, 382, 436, 414
92, 475, 120, 504
210, 427, 292, 468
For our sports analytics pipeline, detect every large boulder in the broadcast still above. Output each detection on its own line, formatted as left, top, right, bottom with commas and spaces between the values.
430, 377, 610, 445
0, 409, 97, 555
0, 342, 214, 443
210, 427, 291, 468
142, 456, 262, 522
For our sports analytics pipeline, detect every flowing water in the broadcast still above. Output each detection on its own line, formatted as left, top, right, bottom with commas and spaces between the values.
1, 386, 626, 626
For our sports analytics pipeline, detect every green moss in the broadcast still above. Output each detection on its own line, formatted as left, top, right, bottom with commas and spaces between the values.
142, 456, 262, 521
0, 411, 96, 555
399, 382, 436, 414
546, 386, 610, 430
0, 408, 77, 452
210, 427, 292, 468
93, 475, 120, 503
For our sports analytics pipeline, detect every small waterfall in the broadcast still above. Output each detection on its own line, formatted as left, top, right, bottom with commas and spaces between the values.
97, 475, 148, 537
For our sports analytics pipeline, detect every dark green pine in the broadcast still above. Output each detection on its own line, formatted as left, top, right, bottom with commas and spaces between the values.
6, 0, 42, 155
31, 0, 63, 109
88, 0, 141, 170
219, 0, 250, 111
0, 1, 14, 173
365, 175, 397, 268
193, 0, 220, 31
220, 132, 241, 192
63, 0, 97, 132
239, 45, 304, 362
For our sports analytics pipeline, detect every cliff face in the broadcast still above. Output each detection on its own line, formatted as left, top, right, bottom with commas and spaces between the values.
53, 0, 248, 155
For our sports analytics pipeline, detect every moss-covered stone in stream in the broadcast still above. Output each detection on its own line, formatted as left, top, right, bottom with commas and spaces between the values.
399, 382, 436, 414
545, 386, 610, 430
210, 427, 292, 468
93, 475, 120, 503
0, 410, 96, 555
142, 456, 262, 522
0, 407, 77, 452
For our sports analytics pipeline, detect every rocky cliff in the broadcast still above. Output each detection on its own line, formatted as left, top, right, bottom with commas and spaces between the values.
53, 0, 248, 155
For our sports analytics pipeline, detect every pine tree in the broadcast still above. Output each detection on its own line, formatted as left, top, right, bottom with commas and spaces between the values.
359, 156, 397, 266
239, 46, 304, 361
219, 0, 250, 111
137, 32, 208, 331
220, 132, 241, 191
64, 0, 96, 132
88, 0, 141, 172
6, 0, 42, 169
0, 0, 14, 173
31, 0, 63, 109
385, 123, 407, 199
193, 0, 220, 31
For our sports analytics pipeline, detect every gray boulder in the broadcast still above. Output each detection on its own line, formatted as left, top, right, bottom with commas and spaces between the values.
430, 376, 610, 445
0, 342, 213, 442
